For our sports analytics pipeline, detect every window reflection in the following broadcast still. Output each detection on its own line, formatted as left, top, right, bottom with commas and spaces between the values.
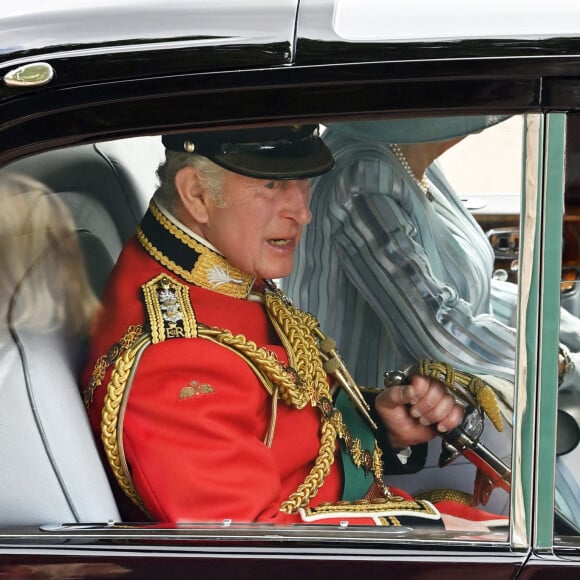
284, 115, 521, 518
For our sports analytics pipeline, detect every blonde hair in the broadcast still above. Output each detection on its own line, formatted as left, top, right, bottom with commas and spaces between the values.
0, 173, 99, 336
153, 150, 226, 212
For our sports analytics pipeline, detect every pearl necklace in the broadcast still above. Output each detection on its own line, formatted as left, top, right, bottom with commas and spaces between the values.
390, 144, 434, 202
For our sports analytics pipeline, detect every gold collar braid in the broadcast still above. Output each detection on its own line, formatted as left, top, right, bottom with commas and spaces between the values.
137, 202, 255, 299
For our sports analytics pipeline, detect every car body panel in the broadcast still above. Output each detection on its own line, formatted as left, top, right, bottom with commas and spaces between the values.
0, 551, 523, 580
0, 524, 524, 578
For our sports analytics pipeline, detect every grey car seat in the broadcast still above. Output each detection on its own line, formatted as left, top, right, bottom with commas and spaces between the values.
0, 192, 122, 525
0, 137, 163, 526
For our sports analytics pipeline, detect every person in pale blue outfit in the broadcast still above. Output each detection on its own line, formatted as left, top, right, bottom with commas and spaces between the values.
283, 116, 580, 519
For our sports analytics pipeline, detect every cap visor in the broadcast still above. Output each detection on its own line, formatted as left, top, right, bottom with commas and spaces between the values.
209, 140, 334, 179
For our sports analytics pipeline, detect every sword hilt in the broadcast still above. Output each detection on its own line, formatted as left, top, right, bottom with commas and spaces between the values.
439, 405, 511, 494
384, 366, 512, 499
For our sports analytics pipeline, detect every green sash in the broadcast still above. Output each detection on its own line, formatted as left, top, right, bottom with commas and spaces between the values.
335, 389, 377, 501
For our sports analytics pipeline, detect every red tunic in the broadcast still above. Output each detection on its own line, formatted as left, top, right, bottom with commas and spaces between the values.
84, 235, 343, 524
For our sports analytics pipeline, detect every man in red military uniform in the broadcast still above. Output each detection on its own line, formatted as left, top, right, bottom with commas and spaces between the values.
83, 124, 506, 529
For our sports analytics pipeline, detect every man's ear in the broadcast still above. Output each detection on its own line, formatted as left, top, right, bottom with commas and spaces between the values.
174, 166, 213, 224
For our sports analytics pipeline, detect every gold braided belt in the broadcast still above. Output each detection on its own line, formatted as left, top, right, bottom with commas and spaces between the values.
85, 275, 397, 515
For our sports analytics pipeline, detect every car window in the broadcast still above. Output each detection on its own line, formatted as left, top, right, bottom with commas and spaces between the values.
284, 115, 520, 522
0, 114, 533, 548
438, 115, 523, 285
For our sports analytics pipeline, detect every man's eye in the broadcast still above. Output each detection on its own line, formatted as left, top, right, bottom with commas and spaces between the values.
264, 181, 278, 190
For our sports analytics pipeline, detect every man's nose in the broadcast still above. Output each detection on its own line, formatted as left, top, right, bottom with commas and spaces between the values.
283, 180, 312, 224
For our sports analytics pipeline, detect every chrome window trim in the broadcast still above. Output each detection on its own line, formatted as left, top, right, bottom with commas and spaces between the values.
511, 113, 542, 548
535, 113, 567, 550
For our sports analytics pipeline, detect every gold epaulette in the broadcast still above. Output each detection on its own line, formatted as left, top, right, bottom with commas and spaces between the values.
142, 273, 198, 342
83, 274, 197, 409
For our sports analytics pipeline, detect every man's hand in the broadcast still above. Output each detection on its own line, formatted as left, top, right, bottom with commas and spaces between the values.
375, 374, 464, 449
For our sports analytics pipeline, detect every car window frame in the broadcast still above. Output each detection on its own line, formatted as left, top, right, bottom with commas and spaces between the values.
0, 54, 574, 573
534, 113, 565, 551
0, 112, 528, 547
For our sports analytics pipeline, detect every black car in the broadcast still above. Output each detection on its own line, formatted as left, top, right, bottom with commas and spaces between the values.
1, 0, 580, 577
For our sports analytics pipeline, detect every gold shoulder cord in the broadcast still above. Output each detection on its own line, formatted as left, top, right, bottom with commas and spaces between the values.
263, 291, 339, 513
84, 322, 151, 514
101, 333, 152, 514
262, 289, 388, 513
89, 276, 388, 516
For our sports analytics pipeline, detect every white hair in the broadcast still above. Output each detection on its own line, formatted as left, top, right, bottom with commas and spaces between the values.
154, 151, 226, 212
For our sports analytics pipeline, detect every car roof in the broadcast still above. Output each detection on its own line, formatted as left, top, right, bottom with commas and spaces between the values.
1, 0, 299, 78
5, 0, 580, 77
296, 0, 580, 66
